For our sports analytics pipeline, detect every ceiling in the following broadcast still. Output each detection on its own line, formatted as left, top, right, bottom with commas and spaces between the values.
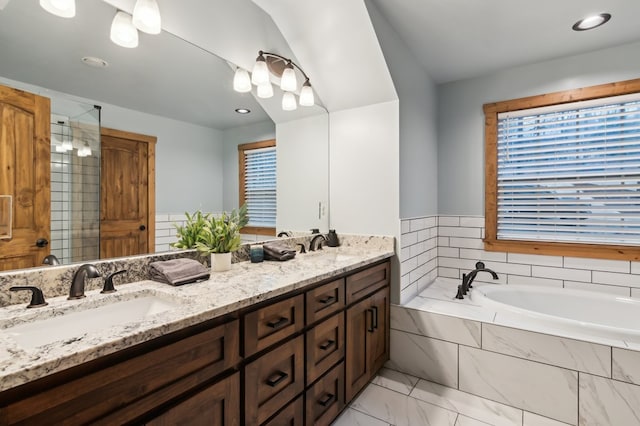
0, 0, 271, 130
368, 0, 640, 84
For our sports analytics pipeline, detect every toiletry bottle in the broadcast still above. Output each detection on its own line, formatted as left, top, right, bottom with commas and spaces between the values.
327, 229, 340, 247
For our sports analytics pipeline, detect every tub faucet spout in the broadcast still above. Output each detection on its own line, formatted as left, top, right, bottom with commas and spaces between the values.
464, 261, 499, 292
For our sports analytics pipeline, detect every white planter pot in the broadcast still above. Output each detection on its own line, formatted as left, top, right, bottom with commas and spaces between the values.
211, 252, 232, 272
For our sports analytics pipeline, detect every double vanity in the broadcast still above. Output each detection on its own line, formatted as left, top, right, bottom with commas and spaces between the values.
0, 236, 394, 425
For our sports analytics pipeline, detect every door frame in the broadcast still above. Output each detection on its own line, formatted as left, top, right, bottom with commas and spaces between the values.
100, 127, 156, 254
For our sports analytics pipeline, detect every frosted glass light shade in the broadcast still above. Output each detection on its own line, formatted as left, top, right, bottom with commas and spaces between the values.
110, 11, 139, 48
132, 0, 161, 34
257, 83, 274, 99
282, 92, 297, 111
280, 63, 297, 92
40, 0, 75, 18
251, 56, 270, 85
233, 68, 252, 93
61, 139, 73, 151
78, 144, 92, 158
299, 82, 314, 106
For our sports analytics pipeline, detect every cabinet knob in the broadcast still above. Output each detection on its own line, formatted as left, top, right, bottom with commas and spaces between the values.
139, 225, 146, 231
35, 238, 49, 248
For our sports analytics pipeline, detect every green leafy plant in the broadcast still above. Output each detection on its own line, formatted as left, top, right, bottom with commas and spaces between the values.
171, 210, 211, 250
175, 205, 249, 254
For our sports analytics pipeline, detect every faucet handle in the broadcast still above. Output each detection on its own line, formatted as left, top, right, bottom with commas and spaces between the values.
296, 243, 306, 254
102, 270, 127, 294
10, 286, 48, 308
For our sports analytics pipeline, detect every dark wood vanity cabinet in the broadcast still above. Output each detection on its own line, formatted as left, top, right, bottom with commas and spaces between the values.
0, 259, 390, 426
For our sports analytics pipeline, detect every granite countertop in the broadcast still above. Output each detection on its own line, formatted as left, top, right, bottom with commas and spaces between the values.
0, 239, 394, 392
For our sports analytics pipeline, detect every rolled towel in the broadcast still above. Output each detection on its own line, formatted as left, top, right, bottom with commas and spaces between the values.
149, 258, 210, 286
263, 242, 296, 261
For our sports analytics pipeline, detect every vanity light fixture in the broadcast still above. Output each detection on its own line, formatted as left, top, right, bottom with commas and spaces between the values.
110, 11, 139, 48
77, 142, 92, 158
39, 0, 76, 18
132, 0, 162, 35
233, 50, 315, 110
233, 68, 252, 93
572, 13, 611, 31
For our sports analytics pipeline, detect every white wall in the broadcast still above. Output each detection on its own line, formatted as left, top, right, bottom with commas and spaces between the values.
276, 114, 329, 233
438, 40, 640, 215
366, 0, 438, 218
222, 120, 276, 211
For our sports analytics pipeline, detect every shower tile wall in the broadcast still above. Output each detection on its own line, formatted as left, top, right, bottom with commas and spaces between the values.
50, 152, 100, 264
399, 215, 640, 303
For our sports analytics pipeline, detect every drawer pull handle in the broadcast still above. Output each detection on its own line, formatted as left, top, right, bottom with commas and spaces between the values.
318, 393, 335, 407
319, 339, 335, 350
266, 371, 289, 387
319, 295, 337, 305
267, 317, 289, 329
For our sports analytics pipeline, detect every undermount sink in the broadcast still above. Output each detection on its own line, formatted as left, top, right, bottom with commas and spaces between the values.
3, 295, 181, 350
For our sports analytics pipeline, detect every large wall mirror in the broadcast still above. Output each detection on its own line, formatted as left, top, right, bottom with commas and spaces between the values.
0, 0, 329, 272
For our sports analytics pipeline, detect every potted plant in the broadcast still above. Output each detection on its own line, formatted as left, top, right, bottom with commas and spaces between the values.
171, 210, 211, 264
195, 205, 249, 272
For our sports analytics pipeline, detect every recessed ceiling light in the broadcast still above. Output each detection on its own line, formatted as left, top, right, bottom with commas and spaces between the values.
572, 13, 611, 31
81, 56, 109, 68
235, 108, 251, 114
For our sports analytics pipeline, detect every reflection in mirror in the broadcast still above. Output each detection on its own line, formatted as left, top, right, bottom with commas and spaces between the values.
0, 0, 329, 273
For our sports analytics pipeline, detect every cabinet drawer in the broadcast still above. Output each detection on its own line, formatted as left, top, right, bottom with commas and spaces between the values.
244, 294, 304, 357
305, 361, 345, 426
145, 372, 240, 426
3, 319, 240, 425
346, 261, 389, 304
261, 394, 303, 426
306, 278, 345, 324
306, 311, 345, 385
245, 335, 304, 425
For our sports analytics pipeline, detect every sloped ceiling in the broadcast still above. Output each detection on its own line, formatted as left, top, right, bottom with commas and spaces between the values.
252, 0, 397, 112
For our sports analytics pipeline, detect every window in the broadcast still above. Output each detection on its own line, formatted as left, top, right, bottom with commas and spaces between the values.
483, 79, 640, 260
238, 139, 276, 236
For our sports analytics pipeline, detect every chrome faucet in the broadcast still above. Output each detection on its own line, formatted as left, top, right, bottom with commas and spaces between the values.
456, 261, 499, 299
69, 264, 100, 300
309, 234, 327, 251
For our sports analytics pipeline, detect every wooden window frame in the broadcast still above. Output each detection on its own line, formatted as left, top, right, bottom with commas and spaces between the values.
238, 139, 276, 236
483, 78, 640, 261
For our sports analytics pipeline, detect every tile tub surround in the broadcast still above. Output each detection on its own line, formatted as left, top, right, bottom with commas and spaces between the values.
389, 284, 640, 425
0, 233, 386, 308
0, 237, 394, 392
399, 215, 640, 304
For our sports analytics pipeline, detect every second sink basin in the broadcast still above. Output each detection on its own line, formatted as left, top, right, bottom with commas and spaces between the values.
3, 294, 181, 350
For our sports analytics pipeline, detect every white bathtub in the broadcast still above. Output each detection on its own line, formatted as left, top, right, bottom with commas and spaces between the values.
470, 284, 640, 344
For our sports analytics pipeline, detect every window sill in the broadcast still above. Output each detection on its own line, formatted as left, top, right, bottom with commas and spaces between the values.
484, 238, 640, 262
241, 226, 276, 237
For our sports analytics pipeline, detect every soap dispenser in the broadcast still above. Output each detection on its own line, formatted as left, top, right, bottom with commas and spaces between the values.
326, 229, 340, 247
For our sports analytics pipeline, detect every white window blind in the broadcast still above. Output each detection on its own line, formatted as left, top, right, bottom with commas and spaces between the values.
244, 146, 276, 227
497, 93, 640, 246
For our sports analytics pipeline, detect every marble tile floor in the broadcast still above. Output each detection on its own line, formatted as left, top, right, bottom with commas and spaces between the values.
332, 368, 569, 426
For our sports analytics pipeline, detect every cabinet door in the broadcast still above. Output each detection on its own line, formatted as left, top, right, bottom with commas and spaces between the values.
306, 311, 344, 384
368, 286, 390, 375
345, 286, 390, 403
345, 296, 372, 402
146, 372, 240, 426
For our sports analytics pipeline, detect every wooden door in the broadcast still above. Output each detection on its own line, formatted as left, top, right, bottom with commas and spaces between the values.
100, 127, 155, 259
0, 84, 51, 271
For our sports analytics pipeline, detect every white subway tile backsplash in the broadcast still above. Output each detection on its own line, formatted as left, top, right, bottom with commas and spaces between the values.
417, 229, 430, 241
400, 284, 419, 305
459, 216, 485, 228
632, 288, 640, 298
401, 220, 411, 234
425, 216, 437, 228
410, 218, 427, 231
490, 262, 531, 277
459, 248, 507, 263
439, 257, 476, 270
401, 247, 411, 261
438, 247, 460, 258
563, 257, 630, 274
439, 226, 482, 238
449, 237, 484, 250
632, 262, 640, 275
439, 216, 460, 227
532, 266, 590, 282
401, 232, 418, 248
439, 267, 460, 279
507, 253, 563, 268
592, 271, 639, 288
169, 213, 188, 222
438, 237, 450, 247
402, 256, 418, 274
